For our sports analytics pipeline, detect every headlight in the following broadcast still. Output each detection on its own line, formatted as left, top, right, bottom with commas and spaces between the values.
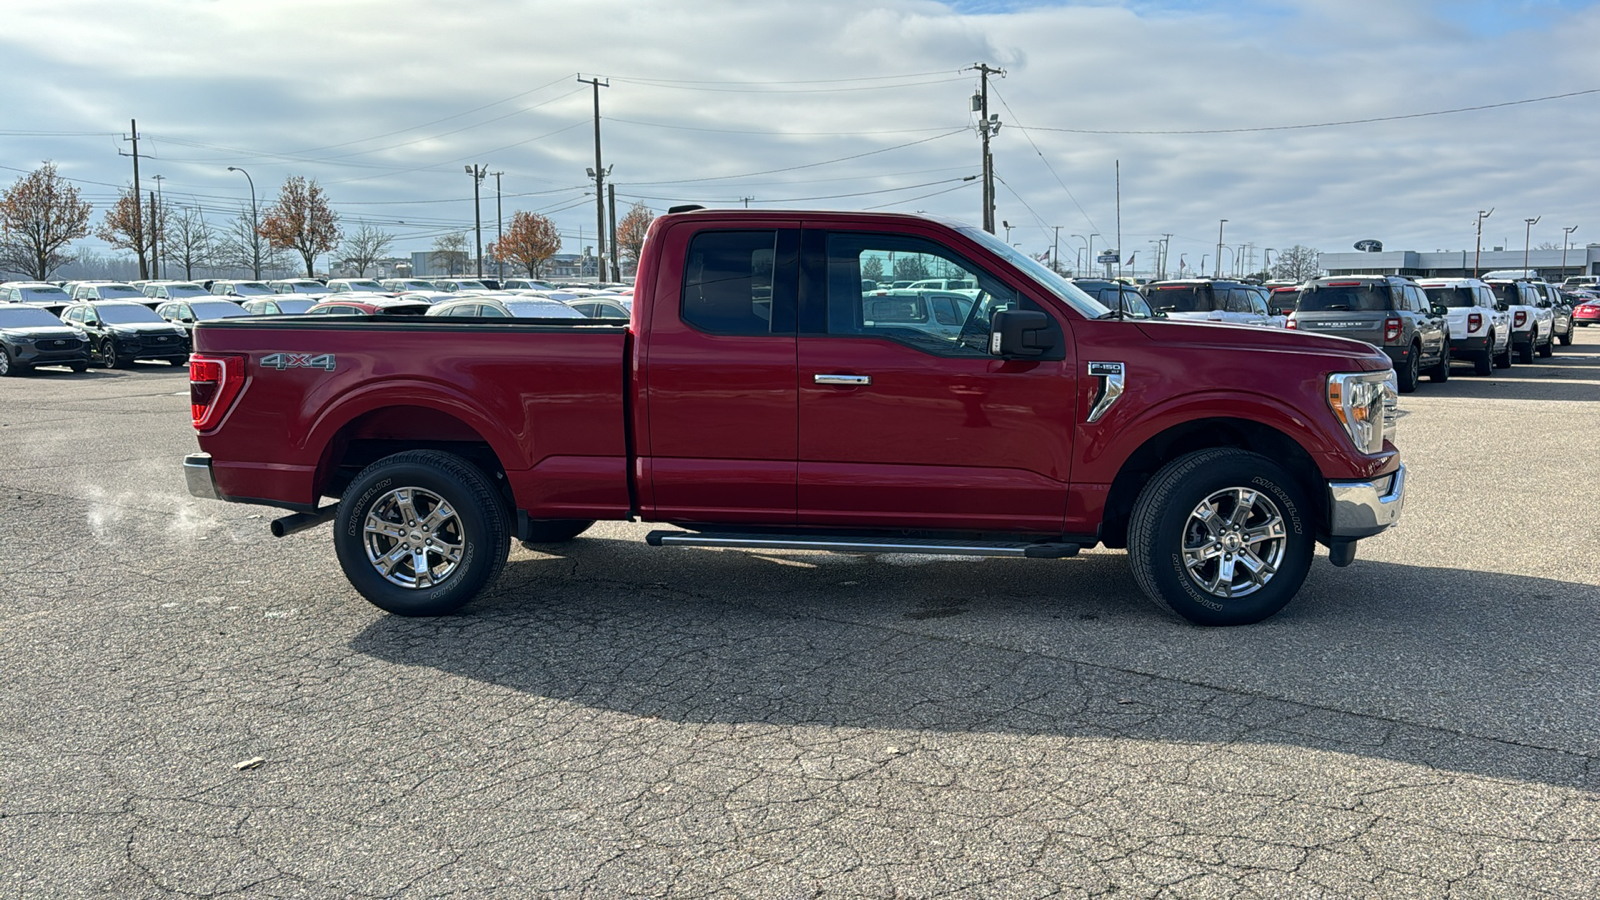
12, 336, 34, 345
1327, 370, 1398, 455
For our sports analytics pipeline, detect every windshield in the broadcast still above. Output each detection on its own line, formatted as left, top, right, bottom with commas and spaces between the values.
1299, 284, 1392, 312
273, 299, 316, 314
504, 301, 585, 318
956, 226, 1108, 318
227, 282, 273, 296
0, 306, 66, 328
1146, 285, 1217, 313
281, 282, 324, 293
163, 284, 209, 298
452, 281, 489, 292
190, 301, 248, 320
19, 286, 69, 300
97, 304, 165, 324
1423, 287, 1477, 308
94, 284, 145, 299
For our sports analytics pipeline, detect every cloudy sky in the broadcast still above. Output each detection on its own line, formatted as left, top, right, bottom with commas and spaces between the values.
4, 0, 1598, 275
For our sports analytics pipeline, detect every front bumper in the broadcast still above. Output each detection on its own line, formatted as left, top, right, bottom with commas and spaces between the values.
1328, 463, 1406, 540
184, 453, 220, 500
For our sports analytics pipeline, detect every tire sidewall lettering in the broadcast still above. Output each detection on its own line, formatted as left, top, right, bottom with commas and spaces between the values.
1249, 476, 1303, 535
346, 477, 394, 536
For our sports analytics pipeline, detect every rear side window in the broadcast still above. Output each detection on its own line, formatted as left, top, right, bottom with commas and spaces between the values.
682, 230, 793, 335
1300, 284, 1393, 312
1147, 285, 1216, 313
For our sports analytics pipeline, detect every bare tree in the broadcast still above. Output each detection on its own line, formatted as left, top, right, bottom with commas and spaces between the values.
166, 206, 216, 280
431, 232, 469, 276
0, 161, 93, 279
258, 175, 341, 277
340, 223, 395, 277
217, 206, 288, 278
1270, 245, 1321, 283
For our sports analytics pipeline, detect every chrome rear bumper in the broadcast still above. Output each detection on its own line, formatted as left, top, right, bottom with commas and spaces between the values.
1328, 463, 1406, 540
183, 453, 220, 501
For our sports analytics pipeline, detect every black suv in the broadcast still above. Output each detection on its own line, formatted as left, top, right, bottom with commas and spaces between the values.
1290, 276, 1450, 392
59, 301, 190, 368
1067, 279, 1155, 317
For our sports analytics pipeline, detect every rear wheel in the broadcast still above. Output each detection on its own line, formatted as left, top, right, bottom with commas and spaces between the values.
1127, 448, 1315, 626
1517, 335, 1534, 364
70, 362, 88, 373
333, 450, 511, 616
1397, 344, 1420, 393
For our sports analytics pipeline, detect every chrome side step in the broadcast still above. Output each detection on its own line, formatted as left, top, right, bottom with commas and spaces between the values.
645, 531, 1080, 559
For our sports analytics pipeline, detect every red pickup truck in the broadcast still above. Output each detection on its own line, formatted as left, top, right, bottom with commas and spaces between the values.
183, 209, 1404, 625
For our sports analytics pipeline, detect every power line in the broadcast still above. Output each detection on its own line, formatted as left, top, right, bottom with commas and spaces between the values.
620, 128, 967, 186
1029, 86, 1600, 135
603, 69, 961, 86
608, 117, 964, 137
862, 179, 978, 211
988, 85, 1100, 234
603, 75, 968, 94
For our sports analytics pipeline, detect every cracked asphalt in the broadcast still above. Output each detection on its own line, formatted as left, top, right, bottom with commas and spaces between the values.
2, 330, 1598, 898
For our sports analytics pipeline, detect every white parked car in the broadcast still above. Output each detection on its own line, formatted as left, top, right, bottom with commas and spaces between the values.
1143, 280, 1285, 328
1484, 280, 1555, 362
1416, 278, 1511, 374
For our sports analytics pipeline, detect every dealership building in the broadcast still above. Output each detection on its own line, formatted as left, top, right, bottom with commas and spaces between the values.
1318, 245, 1600, 279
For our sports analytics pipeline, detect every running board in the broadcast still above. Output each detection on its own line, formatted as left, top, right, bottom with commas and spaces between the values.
645, 531, 1080, 559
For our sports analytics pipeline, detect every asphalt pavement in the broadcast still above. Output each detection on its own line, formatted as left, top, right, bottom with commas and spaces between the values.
2, 329, 1598, 898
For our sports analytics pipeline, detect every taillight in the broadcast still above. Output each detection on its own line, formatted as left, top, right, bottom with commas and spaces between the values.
190, 354, 246, 430
1468, 312, 1482, 332
1285, 317, 1297, 329
1383, 317, 1402, 343
1514, 310, 1527, 328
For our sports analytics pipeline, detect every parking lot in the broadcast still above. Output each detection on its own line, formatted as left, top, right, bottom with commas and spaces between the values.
3, 334, 1599, 898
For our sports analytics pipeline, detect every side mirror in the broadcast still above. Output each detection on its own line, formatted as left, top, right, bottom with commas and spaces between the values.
1431, 304, 1448, 316
1496, 303, 1509, 312
989, 309, 1054, 357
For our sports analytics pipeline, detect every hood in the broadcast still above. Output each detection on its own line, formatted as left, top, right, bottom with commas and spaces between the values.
0, 326, 81, 339
1133, 317, 1392, 370
111, 322, 188, 336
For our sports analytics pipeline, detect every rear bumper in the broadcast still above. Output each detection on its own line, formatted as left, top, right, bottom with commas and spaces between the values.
184, 453, 220, 500
1328, 463, 1406, 540
1449, 334, 1488, 353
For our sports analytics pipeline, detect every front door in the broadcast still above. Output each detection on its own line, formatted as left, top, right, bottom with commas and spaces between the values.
795, 228, 1076, 533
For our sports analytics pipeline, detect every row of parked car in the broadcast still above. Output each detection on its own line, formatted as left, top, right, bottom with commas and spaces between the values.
0, 276, 635, 375
1062, 273, 1590, 393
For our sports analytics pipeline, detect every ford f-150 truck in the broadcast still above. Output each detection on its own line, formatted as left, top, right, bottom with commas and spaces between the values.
183, 209, 1405, 626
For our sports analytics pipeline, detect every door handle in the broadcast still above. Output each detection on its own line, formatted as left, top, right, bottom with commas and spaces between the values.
814, 374, 871, 386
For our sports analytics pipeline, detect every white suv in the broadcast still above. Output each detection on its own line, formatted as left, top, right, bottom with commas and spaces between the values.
1484, 280, 1554, 362
1416, 278, 1510, 375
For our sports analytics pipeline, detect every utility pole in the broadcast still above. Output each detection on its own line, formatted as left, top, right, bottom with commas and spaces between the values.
968, 63, 1004, 234
1524, 216, 1541, 276
492, 171, 504, 281
148, 190, 159, 281
1475, 209, 1493, 278
1159, 234, 1172, 280
465, 164, 486, 278
607, 183, 619, 282
151, 174, 165, 280
579, 75, 610, 282
1215, 219, 1227, 279
1052, 226, 1061, 275
1563, 225, 1578, 280
1115, 160, 1122, 280
740, 197, 754, 208
120, 119, 148, 279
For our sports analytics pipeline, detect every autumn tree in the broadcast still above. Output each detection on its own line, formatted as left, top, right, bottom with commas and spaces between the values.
486, 212, 561, 278
166, 206, 216, 280
96, 185, 165, 278
615, 202, 654, 274
258, 175, 341, 277
340, 223, 395, 277
0, 161, 92, 279
1270, 245, 1321, 283
431, 232, 469, 276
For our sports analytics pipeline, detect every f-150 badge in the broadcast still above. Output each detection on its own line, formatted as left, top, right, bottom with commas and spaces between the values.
1087, 361, 1125, 423
260, 352, 336, 372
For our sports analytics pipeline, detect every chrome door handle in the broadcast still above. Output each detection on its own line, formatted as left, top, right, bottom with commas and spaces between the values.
814, 374, 871, 386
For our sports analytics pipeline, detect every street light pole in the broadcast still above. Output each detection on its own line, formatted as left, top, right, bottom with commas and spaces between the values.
1563, 225, 1579, 280
227, 167, 260, 280
1524, 216, 1541, 276
1215, 219, 1227, 278
465, 165, 486, 279
1474, 208, 1493, 279
492, 171, 504, 281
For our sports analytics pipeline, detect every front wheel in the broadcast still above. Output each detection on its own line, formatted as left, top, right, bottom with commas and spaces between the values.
1495, 336, 1513, 369
0, 350, 17, 377
1517, 337, 1534, 364
1558, 326, 1573, 346
1127, 448, 1315, 626
1538, 331, 1554, 357
333, 450, 510, 616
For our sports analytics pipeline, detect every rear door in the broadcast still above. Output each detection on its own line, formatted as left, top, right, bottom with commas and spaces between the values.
640, 222, 801, 524
793, 226, 1075, 533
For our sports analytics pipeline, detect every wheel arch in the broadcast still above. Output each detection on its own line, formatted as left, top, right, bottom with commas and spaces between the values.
1098, 416, 1327, 549
312, 403, 514, 508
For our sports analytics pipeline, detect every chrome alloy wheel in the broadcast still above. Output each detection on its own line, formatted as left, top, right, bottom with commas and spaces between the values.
1181, 487, 1288, 599
362, 487, 465, 589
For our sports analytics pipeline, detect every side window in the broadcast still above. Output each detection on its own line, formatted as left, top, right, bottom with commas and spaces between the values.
478, 305, 509, 317
1248, 289, 1269, 316
823, 232, 1036, 358
681, 230, 790, 335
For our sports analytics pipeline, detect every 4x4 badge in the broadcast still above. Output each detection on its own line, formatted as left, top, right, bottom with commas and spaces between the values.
1087, 362, 1125, 423
260, 352, 336, 372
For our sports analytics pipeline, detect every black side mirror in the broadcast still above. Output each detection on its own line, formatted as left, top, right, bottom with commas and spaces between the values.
989, 309, 1054, 357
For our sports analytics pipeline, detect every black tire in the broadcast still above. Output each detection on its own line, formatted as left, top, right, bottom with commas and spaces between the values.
1127, 448, 1316, 626
0, 350, 17, 377
1538, 331, 1554, 358
1558, 326, 1573, 346
1474, 340, 1493, 376
1494, 334, 1513, 369
70, 362, 88, 373
1397, 344, 1420, 393
103, 340, 132, 370
333, 450, 511, 616
1426, 343, 1450, 383
520, 519, 595, 545
166, 357, 187, 366
1516, 336, 1534, 364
